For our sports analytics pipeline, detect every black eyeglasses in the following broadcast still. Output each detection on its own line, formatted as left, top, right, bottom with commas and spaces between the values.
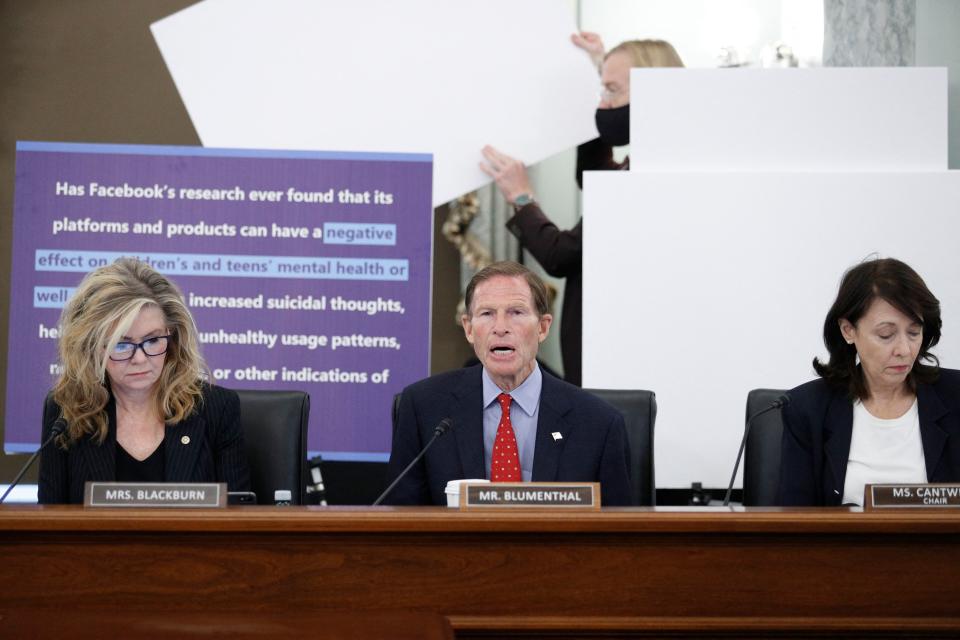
109, 335, 171, 361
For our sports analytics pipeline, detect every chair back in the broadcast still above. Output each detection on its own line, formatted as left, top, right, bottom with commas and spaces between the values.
392, 392, 402, 436
584, 388, 657, 506
743, 388, 787, 506
235, 389, 310, 505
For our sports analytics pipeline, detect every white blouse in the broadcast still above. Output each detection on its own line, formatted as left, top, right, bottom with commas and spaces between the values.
842, 399, 927, 506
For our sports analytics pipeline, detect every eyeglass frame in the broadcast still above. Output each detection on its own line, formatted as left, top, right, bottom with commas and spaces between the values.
600, 85, 628, 104
108, 335, 172, 362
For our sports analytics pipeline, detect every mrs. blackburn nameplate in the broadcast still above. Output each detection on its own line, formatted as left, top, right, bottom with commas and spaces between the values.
84, 482, 227, 508
461, 482, 600, 510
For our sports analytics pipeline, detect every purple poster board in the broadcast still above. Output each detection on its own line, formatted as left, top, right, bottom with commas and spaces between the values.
5, 141, 433, 461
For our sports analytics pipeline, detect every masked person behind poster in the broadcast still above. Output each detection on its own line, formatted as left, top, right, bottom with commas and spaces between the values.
779, 257, 960, 506
38, 257, 250, 504
480, 34, 684, 386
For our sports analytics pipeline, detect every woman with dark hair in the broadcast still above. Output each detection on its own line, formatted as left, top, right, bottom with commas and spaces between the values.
779, 257, 960, 506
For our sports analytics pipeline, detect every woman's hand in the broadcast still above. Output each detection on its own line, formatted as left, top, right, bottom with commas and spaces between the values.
571, 31, 605, 70
479, 145, 534, 205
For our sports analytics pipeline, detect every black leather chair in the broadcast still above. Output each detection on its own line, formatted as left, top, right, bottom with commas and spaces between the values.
584, 389, 657, 506
235, 389, 310, 505
742, 388, 787, 506
392, 392, 402, 437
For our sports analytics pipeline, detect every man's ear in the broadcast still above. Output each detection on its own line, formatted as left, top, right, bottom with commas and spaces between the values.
461, 314, 475, 345
538, 313, 553, 342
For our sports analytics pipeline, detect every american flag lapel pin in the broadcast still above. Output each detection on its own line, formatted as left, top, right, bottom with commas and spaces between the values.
551, 432, 563, 441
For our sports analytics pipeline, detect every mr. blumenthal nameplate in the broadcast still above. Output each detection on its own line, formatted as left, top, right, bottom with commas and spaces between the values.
864, 484, 960, 510
461, 482, 600, 510
84, 482, 227, 508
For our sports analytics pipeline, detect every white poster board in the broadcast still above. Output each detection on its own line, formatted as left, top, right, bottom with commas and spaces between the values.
151, 0, 600, 207
629, 68, 947, 171
582, 170, 960, 488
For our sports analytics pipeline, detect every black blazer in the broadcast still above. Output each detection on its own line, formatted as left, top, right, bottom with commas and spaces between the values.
778, 368, 960, 506
507, 209, 582, 385
38, 383, 251, 504
383, 365, 632, 506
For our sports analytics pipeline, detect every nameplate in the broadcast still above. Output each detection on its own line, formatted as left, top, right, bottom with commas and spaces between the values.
864, 484, 960, 510
84, 482, 227, 508
460, 482, 600, 510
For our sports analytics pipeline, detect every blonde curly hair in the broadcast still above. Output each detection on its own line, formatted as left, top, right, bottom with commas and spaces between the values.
52, 257, 208, 446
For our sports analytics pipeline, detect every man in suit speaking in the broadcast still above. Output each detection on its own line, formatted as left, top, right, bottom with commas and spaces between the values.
384, 261, 632, 506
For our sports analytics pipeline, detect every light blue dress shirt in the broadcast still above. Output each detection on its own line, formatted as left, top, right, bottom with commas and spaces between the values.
481, 365, 542, 482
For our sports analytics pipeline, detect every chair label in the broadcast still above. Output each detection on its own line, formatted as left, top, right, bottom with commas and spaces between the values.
864, 484, 960, 510
84, 482, 226, 508
460, 482, 600, 510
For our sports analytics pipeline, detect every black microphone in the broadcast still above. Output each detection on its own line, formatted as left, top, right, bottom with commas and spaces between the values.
0, 418, 67, 504
373, 417, 453, 506
722, 394, 790, 507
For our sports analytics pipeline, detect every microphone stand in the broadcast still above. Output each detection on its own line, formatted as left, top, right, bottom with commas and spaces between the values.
373, 418, 452, 506
0, 419, 66, 504
722, 395, 789, 507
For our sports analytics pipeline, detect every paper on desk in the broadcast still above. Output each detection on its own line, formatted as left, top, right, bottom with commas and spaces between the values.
151, 0, 600, 207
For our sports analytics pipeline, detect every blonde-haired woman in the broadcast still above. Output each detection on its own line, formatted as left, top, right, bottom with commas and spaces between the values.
480, 34, 683, 386
39, 257, 249, 503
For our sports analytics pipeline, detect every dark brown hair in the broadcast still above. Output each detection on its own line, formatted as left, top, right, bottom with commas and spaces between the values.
464, 261, 550, 317
814, 257, 941, 399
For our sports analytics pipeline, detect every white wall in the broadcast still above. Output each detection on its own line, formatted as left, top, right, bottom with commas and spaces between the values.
580, 0, 822, 68
584, 171, 960, 489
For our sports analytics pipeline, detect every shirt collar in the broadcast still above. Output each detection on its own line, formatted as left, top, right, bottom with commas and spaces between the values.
482, 365, 542, 417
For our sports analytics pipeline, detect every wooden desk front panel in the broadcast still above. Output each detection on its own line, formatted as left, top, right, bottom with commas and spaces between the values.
2, 507, 959, 637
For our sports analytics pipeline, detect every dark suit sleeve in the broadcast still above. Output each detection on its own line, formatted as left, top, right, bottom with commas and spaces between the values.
598, 411, 632, 507
382, 389, 431, 505
506, 205, 582, 278
210, 386, 251, 492
778, 400, 818, 506
504, 137, 614, 278
576, 137, 617, 188
37, 398, 68, 504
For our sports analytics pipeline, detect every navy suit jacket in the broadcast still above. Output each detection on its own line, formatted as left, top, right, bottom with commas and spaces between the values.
384, 365, 632, 506
38, 383, 251, 504
779, 368, 960, 506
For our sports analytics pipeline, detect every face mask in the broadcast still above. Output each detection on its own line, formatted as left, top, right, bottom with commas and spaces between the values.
595, 104, 630, 147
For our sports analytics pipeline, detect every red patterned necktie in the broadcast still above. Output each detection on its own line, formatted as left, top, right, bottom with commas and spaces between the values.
491, 393, 522, 482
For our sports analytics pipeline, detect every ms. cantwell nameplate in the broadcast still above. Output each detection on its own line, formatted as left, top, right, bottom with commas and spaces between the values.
84, 482, 227, 508
865, 483, 960, 510
461, 482, 600, 510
